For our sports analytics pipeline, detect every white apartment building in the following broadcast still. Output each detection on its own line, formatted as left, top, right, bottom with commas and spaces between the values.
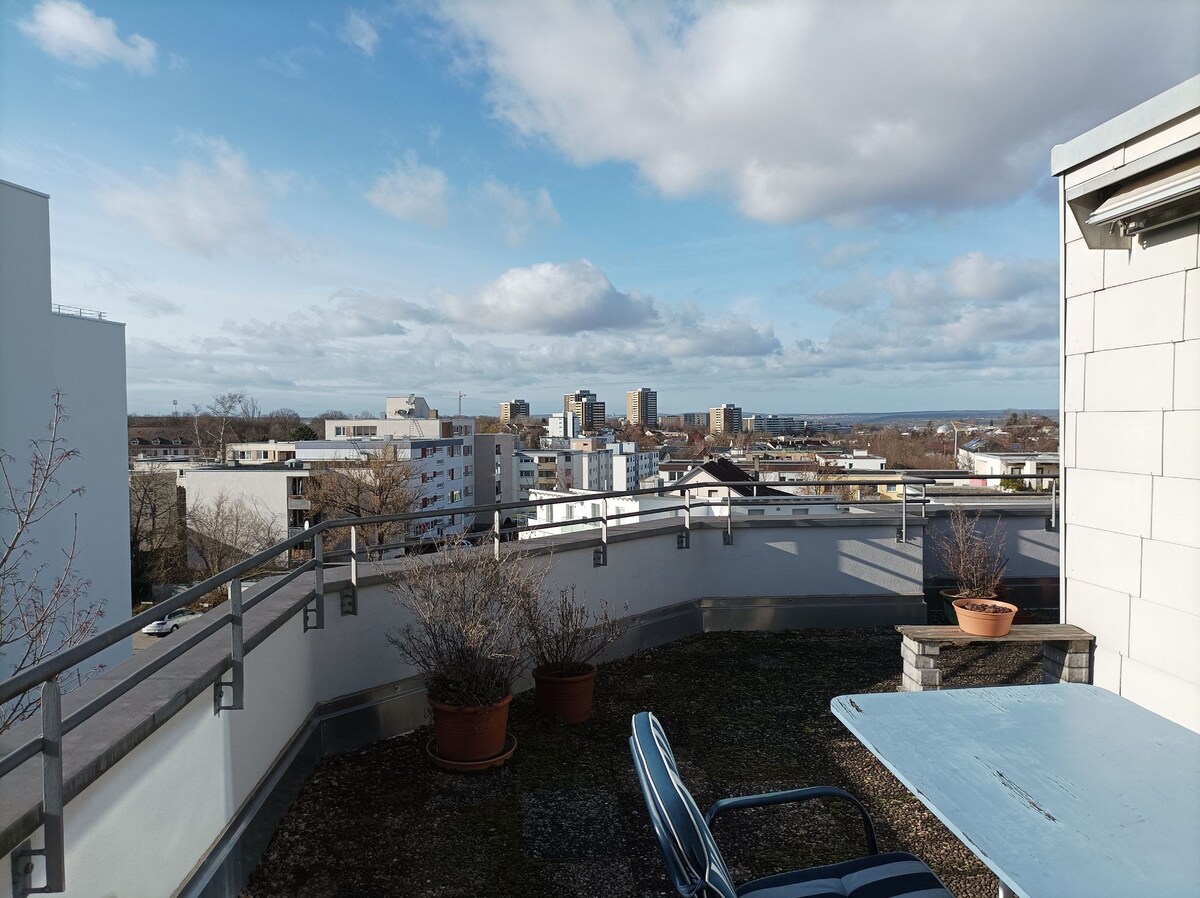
547, 411, 580, 439
744, 414, 809, 435
0, 180, 131, 677
227, 440, 297, 465
966, 451, 1059, 488
1054, 74, 1200, 731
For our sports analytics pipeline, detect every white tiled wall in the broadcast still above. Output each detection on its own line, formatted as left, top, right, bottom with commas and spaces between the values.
1062, 130, 1200, 731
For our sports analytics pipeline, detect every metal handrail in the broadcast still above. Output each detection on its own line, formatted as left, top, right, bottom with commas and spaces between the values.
0, 472, 1057, 707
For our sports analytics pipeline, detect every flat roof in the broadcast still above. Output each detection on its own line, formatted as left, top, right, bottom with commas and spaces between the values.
1051, 74, 1200, 176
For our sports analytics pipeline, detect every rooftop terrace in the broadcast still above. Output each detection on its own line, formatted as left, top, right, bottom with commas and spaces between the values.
243, 624, 1052, 898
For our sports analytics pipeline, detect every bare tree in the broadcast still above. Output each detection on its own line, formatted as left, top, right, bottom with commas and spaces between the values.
306, 445, 424, 556
187, 492, 283, 584
1, 392, 105, 733
191, 391, 248, 462
129, 467, 187, 603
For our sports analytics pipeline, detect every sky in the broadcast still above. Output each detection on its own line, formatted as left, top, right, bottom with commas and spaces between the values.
2, 1, 1197, 418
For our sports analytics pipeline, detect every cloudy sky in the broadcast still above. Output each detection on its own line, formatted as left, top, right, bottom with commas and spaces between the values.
2, 1, 1197, 417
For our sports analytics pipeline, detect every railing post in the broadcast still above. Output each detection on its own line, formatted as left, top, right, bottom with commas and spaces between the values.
493, 509, 501, 560
304, 531, 325, 632
215, 579, 244, 713
724, 494, 733, 545
342, 526, 359, 616
13, 678, 67, 896
899, 488, 908, 543
1049, 478, 1058, 531
921, 484, 928, 518
594, 499, 608, 567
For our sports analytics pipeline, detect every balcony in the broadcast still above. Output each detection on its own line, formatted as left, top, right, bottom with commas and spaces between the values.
0, 482, 1059, 898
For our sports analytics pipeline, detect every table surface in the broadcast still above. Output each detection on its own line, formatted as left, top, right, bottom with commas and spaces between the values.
831, 684, 1200, 898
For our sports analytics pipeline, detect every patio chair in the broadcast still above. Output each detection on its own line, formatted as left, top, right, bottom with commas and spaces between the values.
630, 711, 952, 898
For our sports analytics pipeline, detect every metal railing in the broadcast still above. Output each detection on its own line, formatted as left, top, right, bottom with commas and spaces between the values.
0, 471, 1056, 894
49, 304, 106, 321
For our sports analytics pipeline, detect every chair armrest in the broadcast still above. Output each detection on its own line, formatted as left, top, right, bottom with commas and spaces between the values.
704, 786, 878, 855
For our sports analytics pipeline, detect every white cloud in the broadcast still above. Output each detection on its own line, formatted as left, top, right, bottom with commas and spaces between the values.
436, 0, 1199, 222
98, 135, 294, 256
19, 0, 158, 74
366, 151, 449, 226
439, 259, 656, 334
481, 179, 560, 246
775, 252, 1057, 376
338, 9, 379, 57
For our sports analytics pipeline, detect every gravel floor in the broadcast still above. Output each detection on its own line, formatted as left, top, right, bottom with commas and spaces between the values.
244, 621, 1052, 898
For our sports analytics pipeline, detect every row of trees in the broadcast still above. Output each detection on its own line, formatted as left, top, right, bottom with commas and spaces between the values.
131, 391, 385, 462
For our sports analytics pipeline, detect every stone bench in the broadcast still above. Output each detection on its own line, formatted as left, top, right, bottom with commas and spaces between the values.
895, 624, 1096, 692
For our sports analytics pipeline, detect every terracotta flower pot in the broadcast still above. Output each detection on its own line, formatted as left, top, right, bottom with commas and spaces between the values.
533, 663, 597, 724
952, 598, 1018, 637
428, 693, 512, 762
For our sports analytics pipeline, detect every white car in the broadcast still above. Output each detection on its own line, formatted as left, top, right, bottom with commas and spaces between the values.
141, 608, 202, 637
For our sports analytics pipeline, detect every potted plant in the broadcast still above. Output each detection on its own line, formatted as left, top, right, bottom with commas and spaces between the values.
522, 585, 623, 724
931, 505, 1014, 635
387, 537, 545, 769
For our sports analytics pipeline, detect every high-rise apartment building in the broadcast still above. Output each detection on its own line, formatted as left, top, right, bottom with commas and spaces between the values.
710, 403, 743, 434
563, 389, 606, 431
626, 387, 658, 428
499, 399, 530, 423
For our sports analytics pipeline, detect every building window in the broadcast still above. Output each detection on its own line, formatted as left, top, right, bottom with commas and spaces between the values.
334, 426, 346, 436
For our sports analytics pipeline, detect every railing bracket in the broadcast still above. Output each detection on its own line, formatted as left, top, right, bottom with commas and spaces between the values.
341, 586, 358, 616
592, 544, 607, 567
11, 839, 59, 898
677, 530, 690, 550
723, 530, 733, 546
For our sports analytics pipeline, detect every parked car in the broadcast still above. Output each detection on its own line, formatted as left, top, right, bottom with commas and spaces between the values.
141, 607, 202, 637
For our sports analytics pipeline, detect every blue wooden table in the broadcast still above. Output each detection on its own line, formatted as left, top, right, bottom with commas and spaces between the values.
831, 684, 1200, 898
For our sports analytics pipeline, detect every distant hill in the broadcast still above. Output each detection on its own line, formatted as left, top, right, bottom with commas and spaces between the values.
772, 409, 1059, 428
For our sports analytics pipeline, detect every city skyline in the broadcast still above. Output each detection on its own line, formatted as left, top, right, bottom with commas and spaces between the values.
2, 0, 1197, 416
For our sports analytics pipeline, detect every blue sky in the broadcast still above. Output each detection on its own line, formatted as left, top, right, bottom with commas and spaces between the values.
2, 1, 1197, 418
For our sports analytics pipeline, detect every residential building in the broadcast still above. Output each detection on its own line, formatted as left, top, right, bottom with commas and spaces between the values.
128, 428, 204, 464
611, 441, 660, 491
226, 440, 297, 465
0, 180, 131, 678
472, 432, 516, 523
710, 403, 743, 434
499, 399, 529, 423
564, 389, 606, 431
547, 411, 579, 439
681, 411, 710, 427
966, 451, 1059, 489
1054, 73, 1200, 730
385, 394, 436, 418
744, 414, 808, 435
626, 387, 658, 428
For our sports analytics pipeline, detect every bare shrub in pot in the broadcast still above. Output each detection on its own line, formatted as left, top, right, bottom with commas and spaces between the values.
521, 585, 624, 723
523, 585, 624, 676
387, 537, 547, 762
932, 505, 1008, 599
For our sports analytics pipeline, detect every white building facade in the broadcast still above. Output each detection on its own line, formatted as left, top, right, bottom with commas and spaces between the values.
0, 180, 131, 678
1054, 75, 1200, 731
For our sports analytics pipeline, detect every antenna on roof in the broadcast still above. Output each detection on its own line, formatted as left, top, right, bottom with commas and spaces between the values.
457, 391, 465, 415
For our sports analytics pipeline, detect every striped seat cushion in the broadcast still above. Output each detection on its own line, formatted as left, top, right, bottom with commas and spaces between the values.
737, 852, 952, 898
